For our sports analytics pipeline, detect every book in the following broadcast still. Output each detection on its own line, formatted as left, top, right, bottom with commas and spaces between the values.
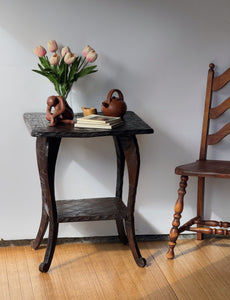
76, 114, 121, 125
74, 120, 123, 129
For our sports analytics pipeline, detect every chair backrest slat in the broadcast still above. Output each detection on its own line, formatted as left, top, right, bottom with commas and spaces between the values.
199, 64, 230, 160
212, 67, 230, 91
207, 122, 230, 145
210, 97, 230, 119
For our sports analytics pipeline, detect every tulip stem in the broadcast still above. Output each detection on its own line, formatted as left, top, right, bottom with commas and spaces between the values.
65, 85, 72, 99
78, 57, 86, 71
64, 64, 68, 84
54, 82, 61, 97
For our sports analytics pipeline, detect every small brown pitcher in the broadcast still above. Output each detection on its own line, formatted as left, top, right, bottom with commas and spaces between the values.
101, 89, 127, 117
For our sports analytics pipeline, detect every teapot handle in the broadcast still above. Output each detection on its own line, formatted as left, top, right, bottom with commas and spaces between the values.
107, 89, 124, 102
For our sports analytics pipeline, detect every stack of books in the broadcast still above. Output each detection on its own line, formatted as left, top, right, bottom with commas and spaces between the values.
74, 114, 123, 129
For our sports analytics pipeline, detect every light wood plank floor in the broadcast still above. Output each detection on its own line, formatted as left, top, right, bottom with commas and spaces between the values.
1, 238, 230, 299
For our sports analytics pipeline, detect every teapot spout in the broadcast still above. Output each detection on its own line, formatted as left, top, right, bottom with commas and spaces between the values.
102, 101, 109, 108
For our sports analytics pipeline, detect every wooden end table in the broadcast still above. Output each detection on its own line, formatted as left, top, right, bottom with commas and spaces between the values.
24, 111, 153, 272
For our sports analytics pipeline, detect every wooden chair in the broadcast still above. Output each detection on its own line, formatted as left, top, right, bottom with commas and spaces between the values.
167, 63, 230, 259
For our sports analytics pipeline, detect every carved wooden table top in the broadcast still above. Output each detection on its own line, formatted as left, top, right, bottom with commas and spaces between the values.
24, 111, 153, 272
23, 111, 153, 137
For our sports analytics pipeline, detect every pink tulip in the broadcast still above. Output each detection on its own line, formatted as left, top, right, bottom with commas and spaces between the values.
49, 53, 60, 65
86, 50, 98, 63
61, 46, 71, 57
82, 45, 93, 57
64, 52, 77, 64
33, 45, 47, 57
47, 40, 58, 52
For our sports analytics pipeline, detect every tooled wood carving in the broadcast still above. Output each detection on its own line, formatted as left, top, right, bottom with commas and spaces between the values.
46, 96, 74, 126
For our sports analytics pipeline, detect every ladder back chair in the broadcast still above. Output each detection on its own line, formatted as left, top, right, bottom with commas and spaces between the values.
167, 63, 230, 259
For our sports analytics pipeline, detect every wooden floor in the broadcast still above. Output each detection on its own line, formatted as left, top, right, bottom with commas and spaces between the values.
1, 238, 230, 299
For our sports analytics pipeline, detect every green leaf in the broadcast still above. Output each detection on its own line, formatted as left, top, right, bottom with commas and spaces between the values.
59, 62, 66, 84
42, 67, 53, 73
58, 57, 65, 74
47, 73, 58, 84
59, 63, 68, 85
61, 83, 67, 97
38, 64, 44, 71
52, 65, 58, 74
88, 70, 97, 74
32, 69, 59, 86
54, 82, 61, 95
32, 69, 49, 77
68, 56, 81, 82
39, 57, 50, 69
73, 74, 78, 81
77, 65, 98, 79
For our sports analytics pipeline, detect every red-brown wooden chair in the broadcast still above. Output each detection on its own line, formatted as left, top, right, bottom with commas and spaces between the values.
167, 63, 230, 259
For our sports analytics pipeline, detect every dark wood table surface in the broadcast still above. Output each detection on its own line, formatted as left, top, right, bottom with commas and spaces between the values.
24, 111, 153, 272
24, 111, 153, 137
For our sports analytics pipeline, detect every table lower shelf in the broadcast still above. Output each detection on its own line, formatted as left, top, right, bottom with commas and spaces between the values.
56, 197, 127, 223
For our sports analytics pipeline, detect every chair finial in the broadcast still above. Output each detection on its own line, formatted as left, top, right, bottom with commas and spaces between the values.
209, 63, 215, 70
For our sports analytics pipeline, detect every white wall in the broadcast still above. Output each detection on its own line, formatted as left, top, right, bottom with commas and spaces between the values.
1, 0, 230, 240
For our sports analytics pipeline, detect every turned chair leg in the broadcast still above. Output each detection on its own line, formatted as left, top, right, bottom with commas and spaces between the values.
166, 175, 188, 259
197, 177, 205, 240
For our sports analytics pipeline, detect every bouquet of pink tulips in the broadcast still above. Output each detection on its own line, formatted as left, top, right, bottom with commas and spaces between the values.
33, 40, 98, 99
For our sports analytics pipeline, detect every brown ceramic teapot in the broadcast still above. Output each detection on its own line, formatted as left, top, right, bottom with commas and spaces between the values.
101, 89, 127, 117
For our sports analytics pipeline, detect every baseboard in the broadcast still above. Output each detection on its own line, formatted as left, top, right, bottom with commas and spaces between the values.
0, 234, 197, 247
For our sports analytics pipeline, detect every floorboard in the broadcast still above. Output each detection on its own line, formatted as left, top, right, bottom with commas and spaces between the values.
1, 239, 230, 299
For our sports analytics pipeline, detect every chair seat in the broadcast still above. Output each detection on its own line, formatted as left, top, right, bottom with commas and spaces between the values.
175, 160, 230, 178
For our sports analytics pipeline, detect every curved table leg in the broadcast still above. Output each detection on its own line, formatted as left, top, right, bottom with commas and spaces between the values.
113, 137, 128, 244
30, 206, 48, 249
35, 136, 61, 272
116, 219, 128, 245
118, 135, 146, 267
39, 222, 59, 272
